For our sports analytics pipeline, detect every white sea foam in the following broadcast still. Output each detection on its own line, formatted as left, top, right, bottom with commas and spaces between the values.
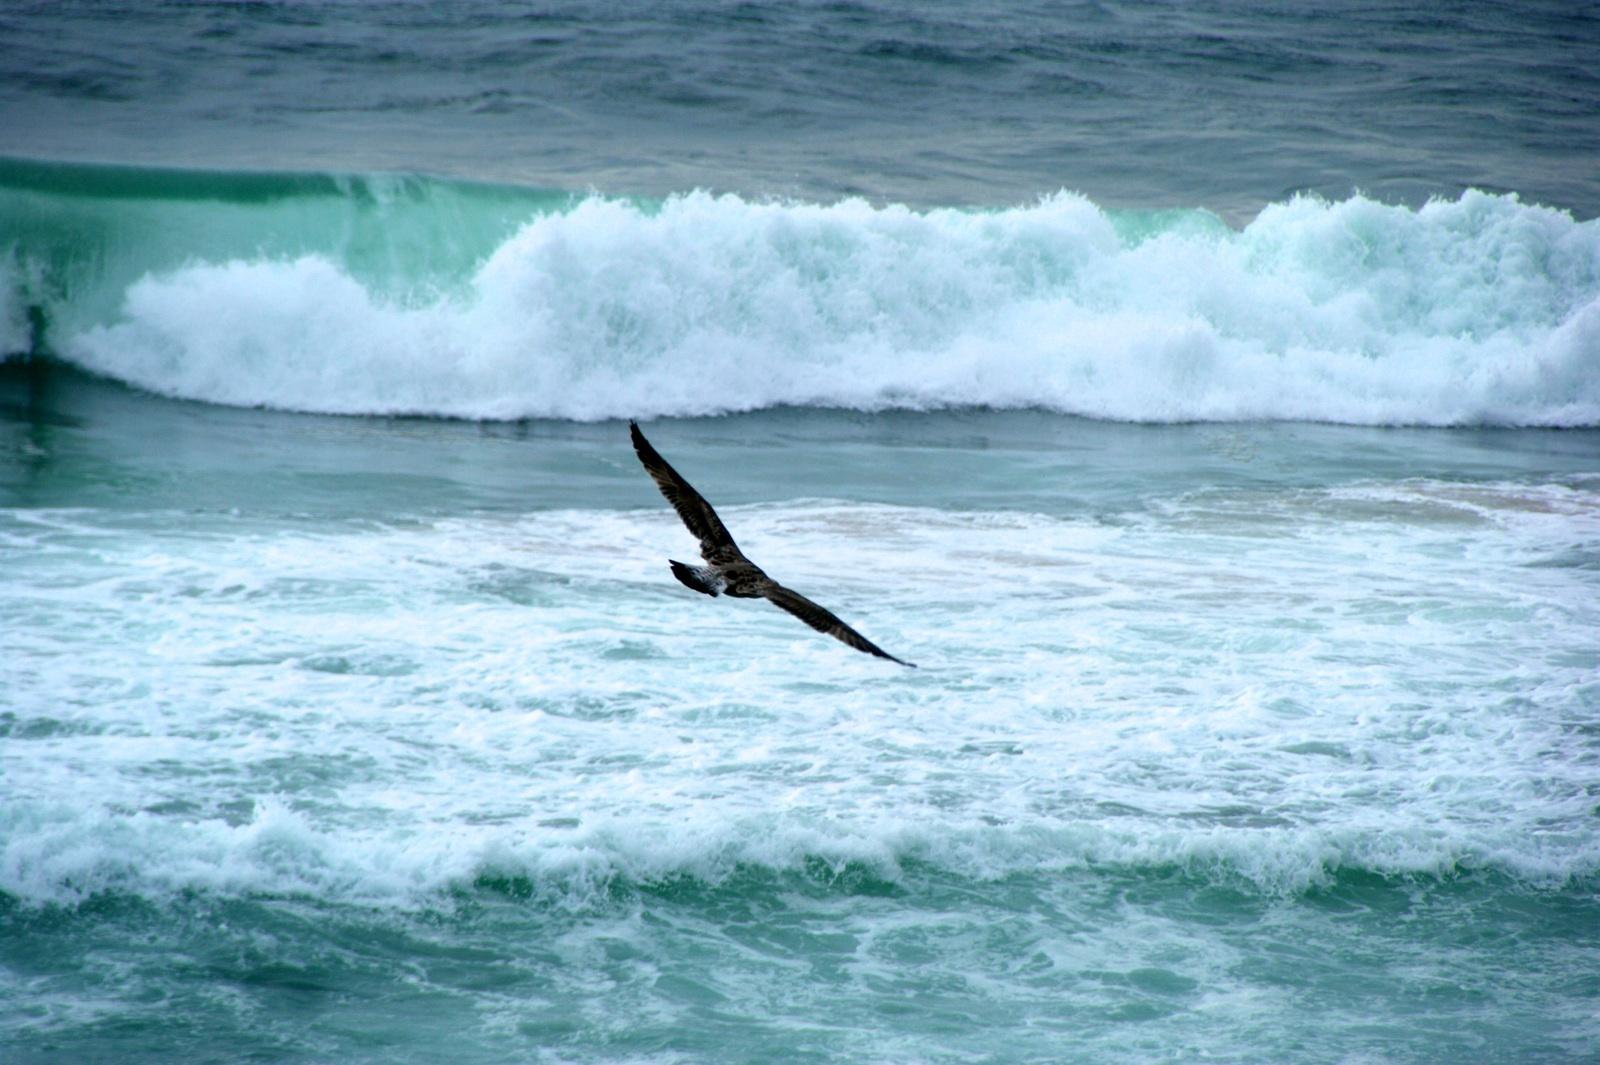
4, 481, 1597, 909
58, 190, 1600, 425
7, 793, 1590, 911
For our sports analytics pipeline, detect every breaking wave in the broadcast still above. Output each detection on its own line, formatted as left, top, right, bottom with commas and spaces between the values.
4, 159, 1598, 425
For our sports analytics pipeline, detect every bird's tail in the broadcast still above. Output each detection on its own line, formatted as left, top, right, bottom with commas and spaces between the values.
669, 560, 722, 597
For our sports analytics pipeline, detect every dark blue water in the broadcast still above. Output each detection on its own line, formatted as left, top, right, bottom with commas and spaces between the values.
2, 1, 1597, 220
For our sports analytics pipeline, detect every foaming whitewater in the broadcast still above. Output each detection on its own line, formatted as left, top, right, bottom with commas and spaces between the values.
5, 481, 1598, 911
9, 169, 1599, 425
4, 391, 1598, 1063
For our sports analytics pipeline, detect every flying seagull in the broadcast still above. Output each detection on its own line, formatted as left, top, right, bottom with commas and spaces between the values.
629, 421, 915, 667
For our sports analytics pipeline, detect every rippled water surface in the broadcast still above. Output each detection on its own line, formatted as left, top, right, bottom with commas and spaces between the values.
2, 1, 1597, 216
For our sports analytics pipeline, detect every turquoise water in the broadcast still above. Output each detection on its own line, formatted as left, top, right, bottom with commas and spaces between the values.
4, 1, 1600, 1061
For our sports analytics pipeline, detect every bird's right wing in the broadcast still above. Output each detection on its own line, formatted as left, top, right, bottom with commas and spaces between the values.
630, 421, 743, 562
763, 584, 915, 667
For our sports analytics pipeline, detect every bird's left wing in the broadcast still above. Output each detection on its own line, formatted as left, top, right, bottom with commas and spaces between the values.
763, 583, 915, 667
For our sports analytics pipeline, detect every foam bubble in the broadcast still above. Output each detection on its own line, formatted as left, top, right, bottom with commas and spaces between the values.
57, 190, 1600, 425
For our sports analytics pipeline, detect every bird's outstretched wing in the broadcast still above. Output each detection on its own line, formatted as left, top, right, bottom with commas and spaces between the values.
630, 421, 743, 562
763, 584, 916, 667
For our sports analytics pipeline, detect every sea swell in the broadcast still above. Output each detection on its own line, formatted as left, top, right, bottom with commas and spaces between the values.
3, 160, 1599, 426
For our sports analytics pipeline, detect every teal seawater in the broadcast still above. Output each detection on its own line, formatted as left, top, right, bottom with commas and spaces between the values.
0, 158, 553, 328
5, 867, 1596, 1063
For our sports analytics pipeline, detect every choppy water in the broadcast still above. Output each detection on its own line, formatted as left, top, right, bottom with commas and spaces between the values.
4, 371, 1599, 1062
2, 0, 1597, 218
3, 2, 1600, 1062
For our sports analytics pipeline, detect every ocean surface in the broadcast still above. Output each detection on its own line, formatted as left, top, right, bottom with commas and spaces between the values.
3, 2, 1599, 1063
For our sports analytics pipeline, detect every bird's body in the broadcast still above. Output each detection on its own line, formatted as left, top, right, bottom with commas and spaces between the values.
629, 421, 915, 667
